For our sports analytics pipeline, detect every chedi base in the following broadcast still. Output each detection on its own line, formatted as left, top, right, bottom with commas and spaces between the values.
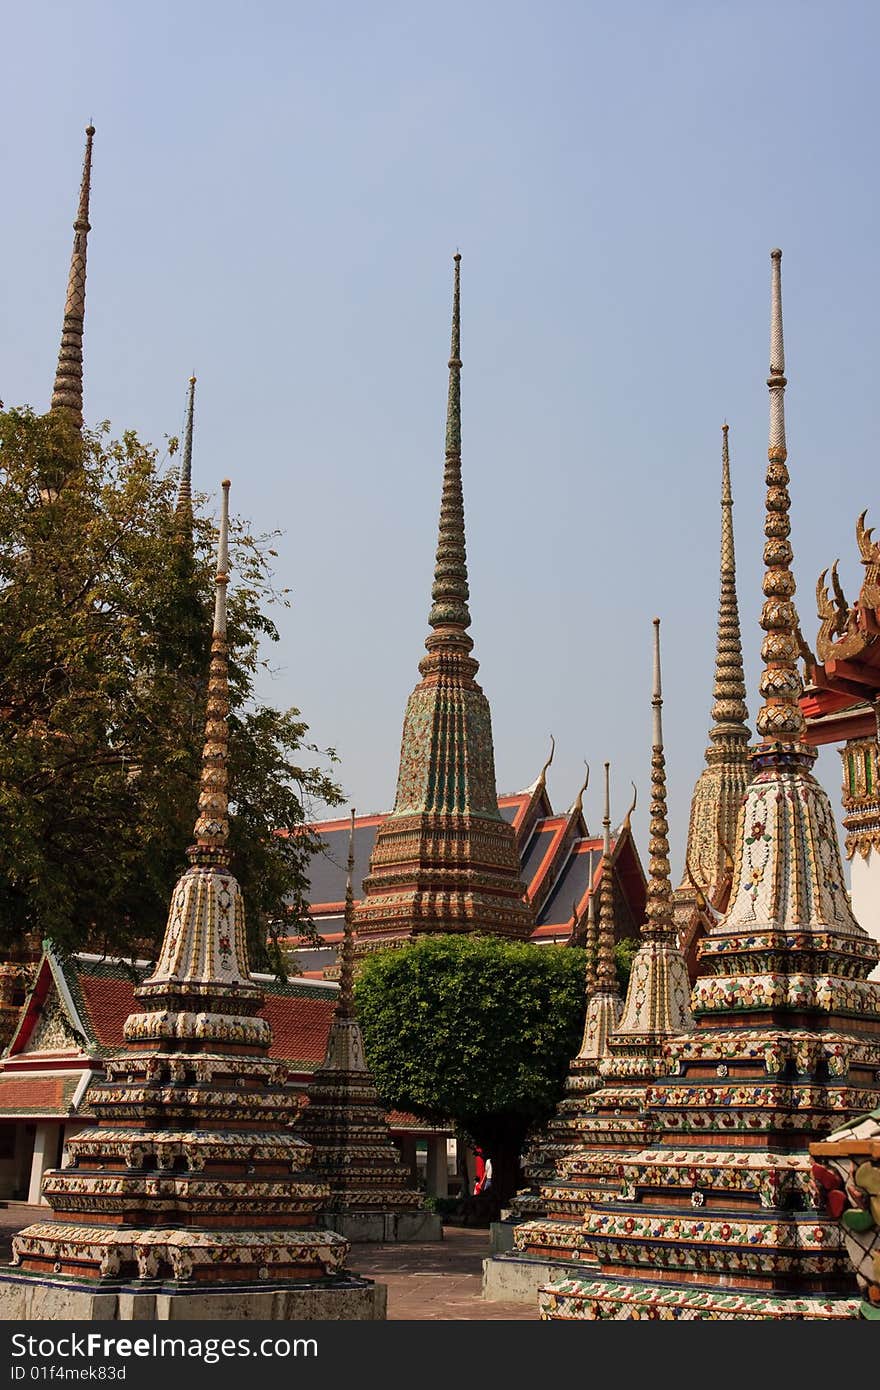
0, 1267, 386, 1321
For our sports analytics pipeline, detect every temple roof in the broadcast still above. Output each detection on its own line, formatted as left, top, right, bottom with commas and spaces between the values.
7, 952, 338, 1068
0, 952, 448, 1135
289, 788, 646, 954
802, 510, 880, 740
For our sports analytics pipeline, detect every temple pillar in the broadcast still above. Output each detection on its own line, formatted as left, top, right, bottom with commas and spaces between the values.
425, 1136, 448, 1197
395, 1134, 418, 1185
27, 1123, 59, 1206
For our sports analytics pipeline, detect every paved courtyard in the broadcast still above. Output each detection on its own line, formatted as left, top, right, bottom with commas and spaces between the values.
348, 1226, 539, 1320
0, 1206, 537, 1321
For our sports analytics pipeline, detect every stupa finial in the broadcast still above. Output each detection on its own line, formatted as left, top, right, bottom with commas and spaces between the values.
50, 124, 95, 427
176, 374, 197, 526
338, 809, 357, 1016
595, 762, 619, 991
427, 253, 472, 640
643, 618, 675, 940
709, 423, 750, 742
755, 249, 809, 747
189, 480, 232, 866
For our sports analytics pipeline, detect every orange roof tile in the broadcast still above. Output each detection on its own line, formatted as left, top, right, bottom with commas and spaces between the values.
261, 995, 335, 1064
77, 975, 137, 1049
0, 1075, 80, 1116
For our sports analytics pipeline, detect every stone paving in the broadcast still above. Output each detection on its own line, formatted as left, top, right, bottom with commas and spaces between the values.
0, 1206, 538, 1321
348, 1226, 540, 1320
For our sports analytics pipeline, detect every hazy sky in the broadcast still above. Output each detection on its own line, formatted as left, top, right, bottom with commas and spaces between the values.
3, 1, 878, 882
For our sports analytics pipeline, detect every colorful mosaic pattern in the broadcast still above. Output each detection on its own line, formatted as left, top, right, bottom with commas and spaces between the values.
840, 737, 880, 863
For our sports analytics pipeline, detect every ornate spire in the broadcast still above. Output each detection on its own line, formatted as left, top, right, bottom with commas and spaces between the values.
584, 887, 598, 998
595, 763, 619, 992
643, 619, 675, 941
50, 124, 94, 427
131, 477, 261, 1024
352, 255, 533, 947
675, 424, 752, 903
573, 761, 622, 1064
189, 480, 231, 868
708, 424, 750, 744
613, 618, 693, 1041
175, 375, 197, 525
755, 249, 811, 751
426, 253, 472, 649
337, 809, 357, 1017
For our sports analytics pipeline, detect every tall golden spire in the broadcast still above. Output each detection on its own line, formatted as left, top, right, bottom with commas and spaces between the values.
175, 375, 197, 526
352, 254, 533, 947
133, 476, 262, 1016
337, 809, 357, 1018
584, 886, 598, 998
614, 617, 693, 1037
595, 762, 620, 992
189, 479, 232, 868
572, 761, 622, 1065
675, 424, 752, 904
643, 619, 676, 942
709, 424, 750, 745
50, 124, 94, 427
755, 249, 811, 752
426, 253, 472, 651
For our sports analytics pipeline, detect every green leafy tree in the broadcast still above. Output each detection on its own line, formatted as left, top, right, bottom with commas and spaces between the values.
355, 933, 637, 1204
0, 406, 342, 968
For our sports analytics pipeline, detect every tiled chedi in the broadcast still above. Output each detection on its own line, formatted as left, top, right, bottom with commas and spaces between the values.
507, 762, 625, 1248
539, 250, 880, 1320
293, 812, 437, 1233
504, 426, 748, 1276
2, 483, 368, 1302
510, 622, 692, 1267
352, 255, 534, 953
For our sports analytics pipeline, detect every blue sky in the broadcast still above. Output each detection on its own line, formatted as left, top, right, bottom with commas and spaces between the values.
3, 1, 878, 880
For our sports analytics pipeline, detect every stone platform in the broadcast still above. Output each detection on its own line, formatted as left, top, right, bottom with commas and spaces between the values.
0, 1269, 386, 1320
320, 1210, 443, 1244
482, 1250, 579, 1304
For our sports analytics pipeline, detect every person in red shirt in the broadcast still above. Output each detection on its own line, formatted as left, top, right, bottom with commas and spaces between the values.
472, 1147, 485, 1195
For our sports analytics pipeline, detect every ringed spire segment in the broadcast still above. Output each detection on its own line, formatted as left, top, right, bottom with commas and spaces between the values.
50, 123, 95, 426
